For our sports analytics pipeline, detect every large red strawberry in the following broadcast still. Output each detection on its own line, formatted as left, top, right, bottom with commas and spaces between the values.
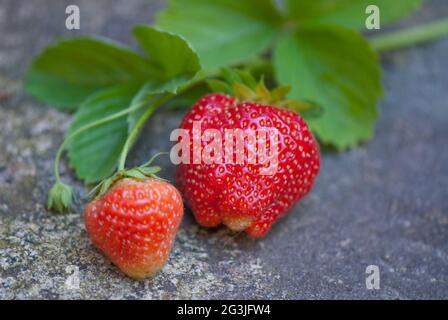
176, 73, 320, 237
85, 175, 183, 279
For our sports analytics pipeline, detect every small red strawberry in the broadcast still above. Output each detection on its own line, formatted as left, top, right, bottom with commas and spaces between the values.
85, 174, 183, 279
176, 71, 320, 237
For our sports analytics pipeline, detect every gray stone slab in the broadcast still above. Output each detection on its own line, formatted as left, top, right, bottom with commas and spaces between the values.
0, 0, 447, 299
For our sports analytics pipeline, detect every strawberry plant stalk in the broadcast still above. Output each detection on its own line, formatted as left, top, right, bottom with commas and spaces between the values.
53, 103, 144, 182
48, 101, 147, 213
117, 93, 173, 171
371, 18, 448, 52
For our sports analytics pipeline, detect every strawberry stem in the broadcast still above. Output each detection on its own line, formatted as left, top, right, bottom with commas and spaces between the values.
117, 93, 173, 171
371, 18, 448, 52
49, 102, 149, 213
53, 101, 146, 184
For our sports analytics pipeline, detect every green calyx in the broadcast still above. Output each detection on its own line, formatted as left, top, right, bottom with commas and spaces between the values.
207, 68, 323, 118
88, 152, 167, 200
47, 182, 74, 213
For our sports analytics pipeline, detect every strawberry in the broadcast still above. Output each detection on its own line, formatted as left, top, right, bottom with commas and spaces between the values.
176, 72, 320, 237
85, 176, 183, 279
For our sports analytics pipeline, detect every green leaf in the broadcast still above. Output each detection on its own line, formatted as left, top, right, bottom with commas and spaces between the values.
282, 100, 325, 119
207, 80, 233, 95
271, 85, 292, 101
221, 68, 258, 90
25, 27, 201, 111
235, 69, 258, 89
233, 82, 257, 101
122, 168, 147, 180
132, 25, 201, 92
138, 166, 162, 176
25, 38, 152, 109
67, 84, 140, 183
274, 26, 383, 149
156, 0, 283, 71
286, 0, 422, 30
128, 26, 202, 131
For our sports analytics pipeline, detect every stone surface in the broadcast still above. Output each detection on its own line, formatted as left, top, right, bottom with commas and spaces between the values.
0, 0, 447, 299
